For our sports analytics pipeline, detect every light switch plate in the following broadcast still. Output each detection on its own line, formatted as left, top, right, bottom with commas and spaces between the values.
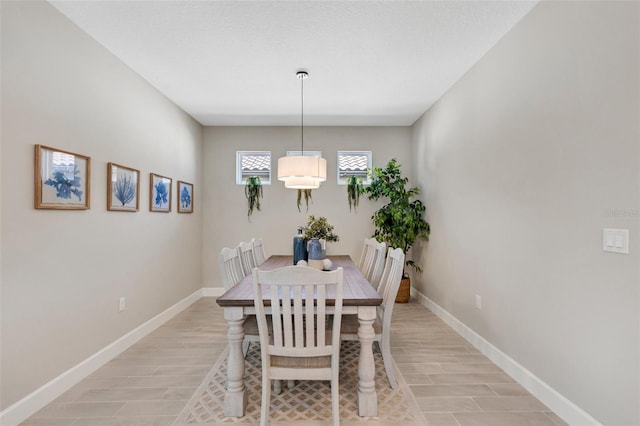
603, 229, 629, 254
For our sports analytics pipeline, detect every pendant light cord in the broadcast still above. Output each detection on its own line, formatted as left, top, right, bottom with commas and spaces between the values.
300, 75, 304, 155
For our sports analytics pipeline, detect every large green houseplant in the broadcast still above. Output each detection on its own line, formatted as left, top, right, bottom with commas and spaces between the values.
364, 159, 430, 302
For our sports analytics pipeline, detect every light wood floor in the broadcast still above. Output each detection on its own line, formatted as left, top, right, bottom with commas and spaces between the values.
22, 297, 566, 426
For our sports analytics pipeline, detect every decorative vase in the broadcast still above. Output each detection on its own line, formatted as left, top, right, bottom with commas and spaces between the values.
293, 228, 308, 265
307, 238, 324, 270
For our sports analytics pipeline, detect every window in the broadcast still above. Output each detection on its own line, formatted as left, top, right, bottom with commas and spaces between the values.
236, 151, 271, 185
337, 151, 371, 185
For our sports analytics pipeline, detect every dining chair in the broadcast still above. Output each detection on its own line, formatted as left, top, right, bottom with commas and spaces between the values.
340, 247, 405, 389
251, 237, 267, 266
358, 238, 386, 285
238, 241, 257, 276
253, 265, 344, 426
218, 247, 245, 291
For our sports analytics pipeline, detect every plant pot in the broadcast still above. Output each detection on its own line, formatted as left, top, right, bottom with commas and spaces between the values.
395, 277, 411, 303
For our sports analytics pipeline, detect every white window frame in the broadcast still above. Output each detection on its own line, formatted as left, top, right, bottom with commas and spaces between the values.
337, 151, 372, 185
236, 151, 272, 185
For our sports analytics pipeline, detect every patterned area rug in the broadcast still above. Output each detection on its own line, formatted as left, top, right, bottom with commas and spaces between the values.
173, 341, 425, 425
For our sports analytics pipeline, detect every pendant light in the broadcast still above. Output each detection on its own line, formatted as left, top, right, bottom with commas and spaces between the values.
277, 71, 327, 189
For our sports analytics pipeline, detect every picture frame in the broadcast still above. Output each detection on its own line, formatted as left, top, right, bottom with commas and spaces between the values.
107, 162, 140, 212
150, 173, 172, 212
177, 181, 194, 213
34, 144, 91, 210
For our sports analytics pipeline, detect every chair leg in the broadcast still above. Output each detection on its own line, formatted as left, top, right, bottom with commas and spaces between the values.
273, 379, 282, 395
260, 371, 271, 426
287, 380, 295, 389
242, 339, 250, 357
380, 334, 398, 389
331, 373, 340, 426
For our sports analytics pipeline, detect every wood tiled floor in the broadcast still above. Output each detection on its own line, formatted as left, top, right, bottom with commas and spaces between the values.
21, 297, 566, 426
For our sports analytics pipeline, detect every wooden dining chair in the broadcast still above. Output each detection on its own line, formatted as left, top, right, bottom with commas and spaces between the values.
369, 240, 387, 291
238, 241, 257, 276
251, 237, 267, 266
340, 247, 405, 389
358, 238, 386, 284
253, 266, 344, 426
357, 237, 377, 273
218, 247, 244, 291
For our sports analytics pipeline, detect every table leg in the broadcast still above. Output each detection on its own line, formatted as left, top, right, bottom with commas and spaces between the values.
224, 307, 247, 417
357, 306, 378, 416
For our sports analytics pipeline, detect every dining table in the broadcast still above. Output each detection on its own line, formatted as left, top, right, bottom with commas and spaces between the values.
216, 254, 383, 418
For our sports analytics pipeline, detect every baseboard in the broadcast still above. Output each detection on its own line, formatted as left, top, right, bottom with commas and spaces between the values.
202, 286, 225, 297
0, 289, 203, 426
411, 288, 601, 426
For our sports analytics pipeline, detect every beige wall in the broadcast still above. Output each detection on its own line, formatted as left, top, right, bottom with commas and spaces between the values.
202, 126, 411, 288
411, 1, 639, 425
1, 1, 203, 409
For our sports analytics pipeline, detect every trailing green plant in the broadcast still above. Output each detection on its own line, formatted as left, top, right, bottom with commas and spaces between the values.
300, 215, 340, 243
346, 175, 364, 212
364, 158, 430, 276
297, 189, 313, 212
245, 176, 263, 220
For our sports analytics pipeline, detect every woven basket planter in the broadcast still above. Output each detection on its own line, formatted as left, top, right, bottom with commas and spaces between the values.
395, 277, 411, 303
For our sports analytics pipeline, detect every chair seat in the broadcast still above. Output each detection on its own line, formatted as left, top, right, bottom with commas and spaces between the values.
340, 314, 382, 335
272, 355, 332, 368
244, 314, 272, 337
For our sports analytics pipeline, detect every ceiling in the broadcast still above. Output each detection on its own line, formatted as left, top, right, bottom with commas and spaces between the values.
48, 1, 538, 127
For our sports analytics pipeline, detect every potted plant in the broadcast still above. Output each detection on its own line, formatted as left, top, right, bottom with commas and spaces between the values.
364, 158, 430, 302
300, 215, 340, 269
245, 176, 263, 220
346, 175, 364, 211
300, 215, 339, 249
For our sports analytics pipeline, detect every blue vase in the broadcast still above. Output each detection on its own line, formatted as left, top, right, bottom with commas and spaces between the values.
308, 238, 324, 260
293, 228, 307, 265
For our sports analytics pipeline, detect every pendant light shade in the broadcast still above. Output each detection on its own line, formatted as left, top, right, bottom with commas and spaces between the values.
277, 71, 327, 189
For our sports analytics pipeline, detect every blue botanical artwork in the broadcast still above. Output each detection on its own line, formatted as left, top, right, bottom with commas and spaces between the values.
44, 164, 83, 201
114, 173, 136, 206
181, 186, 191, 208
150, 173, 171, 211
154, 181, 168, 207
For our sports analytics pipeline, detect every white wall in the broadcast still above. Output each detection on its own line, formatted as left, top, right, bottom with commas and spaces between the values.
411, 1, 639, 425
1, 1, 203, 409
202, 126, 411, 288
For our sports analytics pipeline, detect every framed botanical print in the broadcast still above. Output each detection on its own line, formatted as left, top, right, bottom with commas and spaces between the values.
150, 173, 172, 212
34, 144, 91, 210
107, 163, 140, 212
177, 181, 194, 213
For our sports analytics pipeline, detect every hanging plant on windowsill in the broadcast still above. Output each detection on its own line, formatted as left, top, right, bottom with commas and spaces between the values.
346, 175, 364, 212
297, 189, 313, 212
245, 176, 263, 220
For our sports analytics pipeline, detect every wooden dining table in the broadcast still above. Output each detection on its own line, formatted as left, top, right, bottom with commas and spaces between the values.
216, 255, 383, 418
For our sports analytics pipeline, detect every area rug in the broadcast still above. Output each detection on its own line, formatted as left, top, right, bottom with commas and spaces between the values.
173, 341, 425, 425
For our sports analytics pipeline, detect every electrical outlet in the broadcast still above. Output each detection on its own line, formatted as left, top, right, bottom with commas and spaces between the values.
119, 297, 126, 312
475, 294, 482, 309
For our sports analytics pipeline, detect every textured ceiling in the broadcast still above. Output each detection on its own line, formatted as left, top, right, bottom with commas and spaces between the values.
48, 1, 538, 126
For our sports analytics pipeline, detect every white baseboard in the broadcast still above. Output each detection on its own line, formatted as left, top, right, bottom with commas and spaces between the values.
202, 287, 225, 297
411, 288, 601, 426
0, 289, 203, 426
